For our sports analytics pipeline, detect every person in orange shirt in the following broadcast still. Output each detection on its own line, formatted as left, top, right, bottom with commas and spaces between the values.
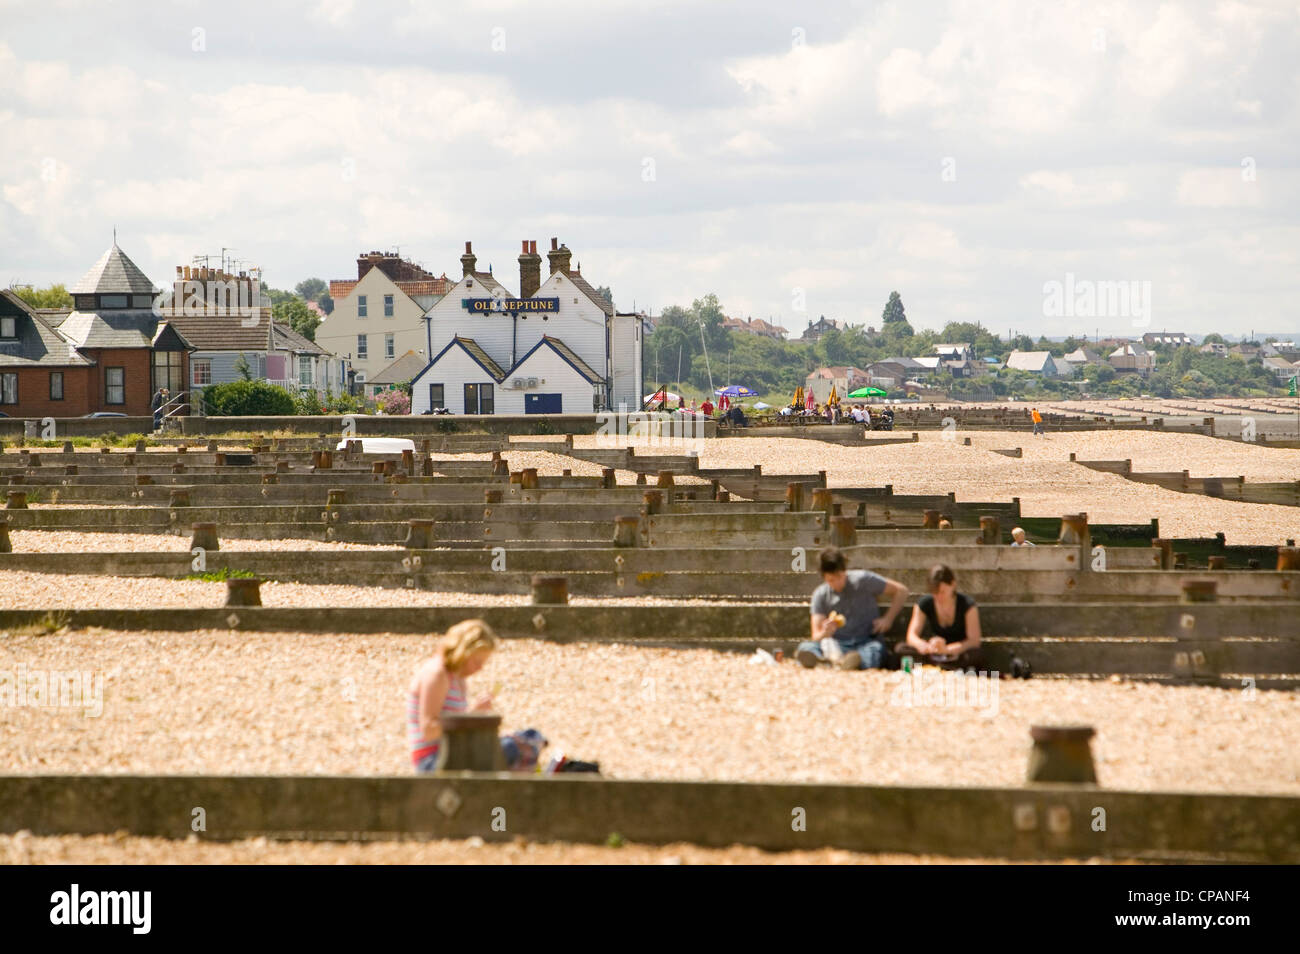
1031, 407, 1044, 436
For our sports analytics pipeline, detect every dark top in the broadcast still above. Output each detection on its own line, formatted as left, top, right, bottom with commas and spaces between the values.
917, 592, 977, 642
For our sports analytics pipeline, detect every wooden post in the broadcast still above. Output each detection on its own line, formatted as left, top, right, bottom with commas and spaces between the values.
327, 489, 347, 507
642, 491, 663, 515
1207, 555, 1227, 570
785, 482, 805, 513
530, 575, 568, 605
979, 515, 1000, 545
520, 468, 539, 489
403, 519, 434, 549
829, 515, 857, 548
922, 509, 941, 529
613, 516, 640, 548
191, 522, 220, 552
1059, 513, 1091, 569
492, 458, 509, 476
0, 517, 10, 553
657, 470, 675, 488
484, 489, 503, 504
601, 467, 616, 489
169, 489, 191, 509
402, 448, 414, 475
1180, 579, 1218, 603
1152, 537, 1173, 570
1277, 547, 1300, 571
437, 712, 506, 771
224, 577, 262, 606
5, 490, 28, 509
1027, 725, 1097, 784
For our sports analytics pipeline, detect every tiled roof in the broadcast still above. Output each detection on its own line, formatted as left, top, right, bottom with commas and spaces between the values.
70, 244, 157, 295
369, 350, 427, 385
159, 315, 272, 352
0, 290, 94, 368
329, 277, 454, 301
271, 322, 329, 356
469, 271, 510, 297
454, 336, 506, 381
58, 309, 164, 349
564, 271, 614, 317
537, 335, 604, 385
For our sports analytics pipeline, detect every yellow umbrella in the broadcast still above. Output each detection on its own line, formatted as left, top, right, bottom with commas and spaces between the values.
828, 384, 838, 406
792, 385, 804, 407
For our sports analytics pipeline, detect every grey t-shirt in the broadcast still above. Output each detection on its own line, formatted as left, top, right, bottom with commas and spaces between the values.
811, 570, 889, 643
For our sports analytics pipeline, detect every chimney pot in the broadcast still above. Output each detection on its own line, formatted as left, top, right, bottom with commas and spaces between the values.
465, 241, 472, 253
551, 237, 558, 251
522, 240, 529, 253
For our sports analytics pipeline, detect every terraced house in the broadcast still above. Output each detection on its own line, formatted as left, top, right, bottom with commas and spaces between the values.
0, 243, 192, 418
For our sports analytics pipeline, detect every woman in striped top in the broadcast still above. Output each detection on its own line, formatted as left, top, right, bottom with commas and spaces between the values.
407, 619, 546, 773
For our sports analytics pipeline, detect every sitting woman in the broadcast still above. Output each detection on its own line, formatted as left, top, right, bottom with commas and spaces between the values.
898, 564, 984, 670
407, 618, 547, 773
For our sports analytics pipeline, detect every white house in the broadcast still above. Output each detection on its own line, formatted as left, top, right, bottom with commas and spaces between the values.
410, 239, 642, 415
1005, 350, 1061, 376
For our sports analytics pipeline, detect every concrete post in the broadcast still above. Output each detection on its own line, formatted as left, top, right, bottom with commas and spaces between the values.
642, 490, 663, 515
613, 516, 640, 547
785, 482, 805, 513
5, 491, 28, 509
980, 515, 1000, 545
829, 516, 857, 548
1207, 556, 1227, 570
602, 467, 616, 489
0, 517, 9, 552
521, 468, 539, 490
1278, 547, 1300, 571
531, 575, 568, 604
224, 577, 262, 606
1152, 538, 1173, 570
403, 519, 434, 549
1181, 580, 1218, 603
191, 522, 220, 552
169, 490, 190, 509
1026, 725, 1097, 784
657, 471, 675, 488
922, 509, 941, 529
437, 712, 506, 771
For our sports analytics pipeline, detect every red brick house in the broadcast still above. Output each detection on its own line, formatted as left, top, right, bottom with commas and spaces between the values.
0, 243, 192, 419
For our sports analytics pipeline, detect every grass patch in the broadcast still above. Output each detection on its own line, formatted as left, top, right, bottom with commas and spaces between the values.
185, 567, 258, 582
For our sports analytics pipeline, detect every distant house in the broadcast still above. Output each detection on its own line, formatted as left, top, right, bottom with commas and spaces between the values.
1230, 343, 1261, 359
1063, 347, 1100, 367
864, 358, 922, 389
1199, 342, 1228, 356
1261, 355, 1299, 383
933, 343, 975, 361
800, 315, 849, 341
805, 366, 868, 402
1108, 342, 1154, 376
722, 316, 788, 340
1005, 350, 1061, 376
1142, 331, 1193, 348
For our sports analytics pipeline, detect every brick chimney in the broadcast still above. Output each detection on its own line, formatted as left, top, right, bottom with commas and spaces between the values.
518, 240, 542, 299
461, 241, 477, 278
547, 237, 572, 276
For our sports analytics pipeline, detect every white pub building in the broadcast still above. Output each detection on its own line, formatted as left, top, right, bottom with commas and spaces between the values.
410, 239, 643, 415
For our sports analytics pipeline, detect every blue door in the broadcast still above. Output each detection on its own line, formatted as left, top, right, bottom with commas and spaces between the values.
526, 393, 562, 413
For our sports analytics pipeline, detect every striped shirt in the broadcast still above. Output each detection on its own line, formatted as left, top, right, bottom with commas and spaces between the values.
407, 671, 467, 766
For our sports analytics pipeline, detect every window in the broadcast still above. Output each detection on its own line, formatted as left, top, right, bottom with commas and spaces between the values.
1, 373, 16, 404
357, 295, 367, 318
100, 294, 128, 309
384, 295, 394, 317
132, 295, 154, 308
49, 372, 63, 400
357, 334, 368, 359
428, 384, 445, 410
464, 382, 494, 414
152, 350, 183, 394
299, 355, 313, 387
385, 333, 395, 359
192, 359, 212, 386
105, 367, 125, 404
0, 317, 14, 338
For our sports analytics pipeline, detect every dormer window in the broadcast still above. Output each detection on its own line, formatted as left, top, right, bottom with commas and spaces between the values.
100, 294, 128, 308
0, 317, 14, 338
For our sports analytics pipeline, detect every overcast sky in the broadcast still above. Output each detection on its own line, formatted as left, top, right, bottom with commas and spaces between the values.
2, 0, 1297, 337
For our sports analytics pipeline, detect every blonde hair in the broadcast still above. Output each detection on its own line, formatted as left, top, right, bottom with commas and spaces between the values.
439, 619, 499, 673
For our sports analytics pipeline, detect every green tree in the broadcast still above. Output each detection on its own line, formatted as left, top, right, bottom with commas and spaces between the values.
881, 291, 906, 326
295, 278, 327, 302
273, 298, 320, 342
12, 284, 73, 309
233, 353, 253, 381
1201, 333, 1226, 345
594, 285, 614, 310
319, 293, 334, 315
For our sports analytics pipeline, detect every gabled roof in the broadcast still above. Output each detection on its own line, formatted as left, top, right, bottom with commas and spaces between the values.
418, 335, 506, 383
468, 270, 510, 297
514, 335, 604, 385
1005, 351, 1056, 372
370, 349, 428, 385
878, 356, 925, 369
70, 243, 157, 295
563, 271, 614, 317
157, 315, 273, 352
1064, 347, 1099, 362
1109, 342, 1149, 357
271, 322, 329, 356
0, 289, 94, 368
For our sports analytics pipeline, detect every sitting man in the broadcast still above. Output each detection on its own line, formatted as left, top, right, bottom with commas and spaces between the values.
798, 547, 908, 670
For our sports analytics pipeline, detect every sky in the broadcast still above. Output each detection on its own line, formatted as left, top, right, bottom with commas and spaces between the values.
1, 0, 1298, 338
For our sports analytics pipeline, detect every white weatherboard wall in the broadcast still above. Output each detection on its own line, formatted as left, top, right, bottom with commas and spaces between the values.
504, 344, 599, 414
316, 269, 427, 381
425, 276, 519, 367
608, 313, 642, 410
410, 344, 500, 415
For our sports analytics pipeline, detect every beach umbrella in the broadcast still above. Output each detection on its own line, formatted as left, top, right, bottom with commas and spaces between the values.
805, 389, 816, 410
827, 384, 838, 405
792, 385, 803, 407
848, 386, 887, 398
715, 385, 756, 397
644, 390, 682, 406
753, 402, 772, 410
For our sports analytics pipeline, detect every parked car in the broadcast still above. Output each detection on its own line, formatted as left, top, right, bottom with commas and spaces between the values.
82, 412, 127, 418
